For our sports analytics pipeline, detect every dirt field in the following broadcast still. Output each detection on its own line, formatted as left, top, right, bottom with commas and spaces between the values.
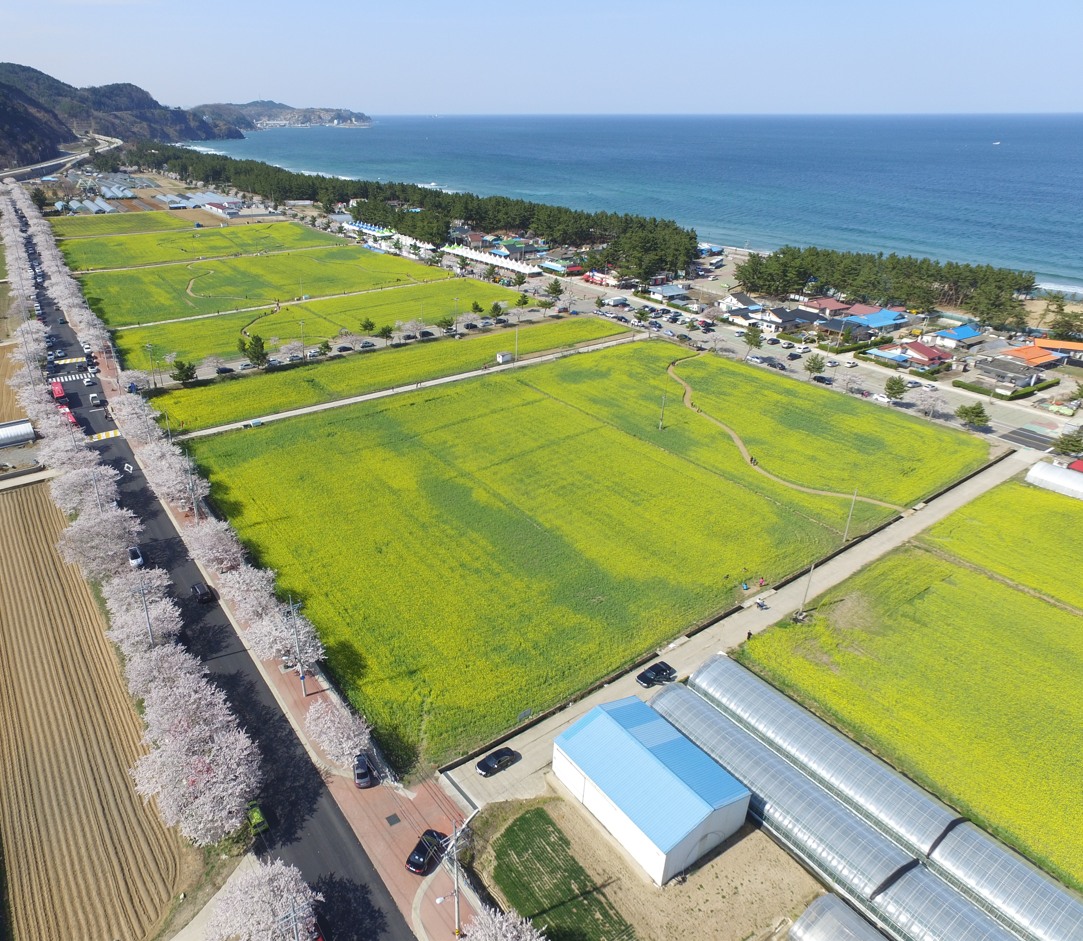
477, 786, 823, 941
0, 346, 23, 421
0, 482, 197, 940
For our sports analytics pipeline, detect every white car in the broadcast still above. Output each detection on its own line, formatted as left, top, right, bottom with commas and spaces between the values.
872, 393, 891, 403
127, 546, 144, 568
845, 361, 859, 368
780, 340, 795, 349
748, 355, 765, 364
733, 330, 746, 337
82, 378, 95, 387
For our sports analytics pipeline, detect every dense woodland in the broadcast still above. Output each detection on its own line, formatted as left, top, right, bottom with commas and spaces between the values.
735, 245, 1037, 325
109, 142, 699, 279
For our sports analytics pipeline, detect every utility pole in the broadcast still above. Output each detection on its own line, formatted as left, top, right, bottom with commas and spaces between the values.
299, 320, 305, 357
798, 562, 816, 619
658, 392, 667, 431
137, 573, 154, 645
287, 594, 307, 696
842, 488, 858, 544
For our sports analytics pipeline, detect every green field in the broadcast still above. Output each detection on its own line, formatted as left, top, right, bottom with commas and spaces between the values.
189, 342, 980, 767
81, 245, 451, 326
674, 355, 988, 506
739, 514, 1083, 888
50, 210, 193, 239
921, 479, 1083, 609
156, 318, 627, 431
115, 278, 523, 371
58, 221, 342, 271
491, 808, 635, 941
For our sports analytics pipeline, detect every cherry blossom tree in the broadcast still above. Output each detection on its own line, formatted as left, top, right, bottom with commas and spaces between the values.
57, 505, 142, 580
204, 859, 322, 941
49, 464, 120, 517
247, 609, 324, 668
462, 907, 547, 941
183, 516, 245, 574
304, 699, 371, 767
278, 340, 303, 359
37, 432, 100, 472
218, 563, 279, 625
108, 390, 162, 445
124, 641, 205, 701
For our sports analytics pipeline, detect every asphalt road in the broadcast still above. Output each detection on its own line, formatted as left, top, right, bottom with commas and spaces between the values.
42, 314, 412, 941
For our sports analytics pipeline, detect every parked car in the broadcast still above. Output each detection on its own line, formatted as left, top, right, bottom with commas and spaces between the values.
239, 361, 254, 369
360, 341, 376, 349
766, 337, 780, 345
845, 361, 859, 368
780, 340, 795, 348
419, 330, 435, 339
905, 379, 922, 388
82, 377, 95, 386
191, 582, 214, 604
812, 375, 833, 385
770, 362, 787, 371
406, 829, 445, 875
787, 352, 802, 360
246, 800, 269, 834
288, 354, 304, 362
872, 393, 891, 403
636, 660, 677, 688
354, 753, 374, 788
127, 546, 144, 568
826, 359, 840, 367
337, 345, 353, 353
476, 747, 516, 777
748, 355, 765, 364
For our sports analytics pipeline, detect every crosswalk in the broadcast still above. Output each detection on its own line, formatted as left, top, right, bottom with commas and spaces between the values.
49, 371, 95, 383
89, 429, 122, 441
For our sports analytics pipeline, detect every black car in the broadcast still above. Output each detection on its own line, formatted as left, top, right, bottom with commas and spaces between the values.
191, 582, 214, 604
812, 375, 833, 385
419, 330, 435, 339
353, 753, 374, 788
770, 362, 787, 371
636, 660, 677, 688
215, 365, 235, 375
476, 746, 516, 777
406, 829, 445, 874
787, 351, 802, 360
337, 345, 353, 353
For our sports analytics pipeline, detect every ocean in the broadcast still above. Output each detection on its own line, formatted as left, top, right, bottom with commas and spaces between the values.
189, 114, 1083, 294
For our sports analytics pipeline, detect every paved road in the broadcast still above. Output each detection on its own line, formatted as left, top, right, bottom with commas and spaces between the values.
40, 289, 412, 941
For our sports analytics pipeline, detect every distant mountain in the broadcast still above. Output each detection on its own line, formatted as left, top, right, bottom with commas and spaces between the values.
0, 63, 245, 169
193, 99, 371, 129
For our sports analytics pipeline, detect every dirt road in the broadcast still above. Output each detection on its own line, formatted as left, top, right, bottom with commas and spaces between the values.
0, 482, 194, 940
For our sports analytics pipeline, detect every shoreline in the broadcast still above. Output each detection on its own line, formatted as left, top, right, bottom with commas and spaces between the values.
173, 130, 1083, 296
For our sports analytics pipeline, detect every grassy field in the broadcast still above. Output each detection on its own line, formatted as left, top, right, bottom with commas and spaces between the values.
156, 318, 627, 431
739, 542, 1083, 890
920, 479, 1083, 609
491, 808, 635, 941
50, 210, 192, 239
674, 354, 988, 506
115, 278, 523, 371
58, 221, 341, 271
187, 341, 979, 767
81, 245, 451, 326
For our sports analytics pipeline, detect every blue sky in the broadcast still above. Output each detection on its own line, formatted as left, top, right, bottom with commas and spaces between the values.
4, 0, 1081, 115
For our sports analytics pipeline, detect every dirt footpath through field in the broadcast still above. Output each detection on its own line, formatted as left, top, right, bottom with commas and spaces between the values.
0, 482, 197, 940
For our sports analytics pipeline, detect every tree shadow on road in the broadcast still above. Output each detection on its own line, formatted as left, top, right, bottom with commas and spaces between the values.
313, 872, 389, 941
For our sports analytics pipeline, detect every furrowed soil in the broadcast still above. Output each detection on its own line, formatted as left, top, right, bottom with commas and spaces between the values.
0, 346, 22, 421
0, 483, 195, 940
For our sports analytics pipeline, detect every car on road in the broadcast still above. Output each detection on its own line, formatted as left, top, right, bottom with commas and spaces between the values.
476, 746, 516, 777
82, 378, 95, 386
288, 354, 303, 362
337, 345, 353, 353
780, 340, 795, 348
677, 333, 690, 341
766, 337, 780, 345
826, 360, 840, 367
127, 546, 144, 568
787, 352, 802, 360
813, 375, 833, 385
353, 753, 374, 788
733, 330, 746, 337
191, 582, 214, 604
636, 660, 677, 688
216, 365, 235, 374
872, 393, 891, 403
406, 829, 445, 875
246, 800, 269, 834
845, 361, 859, 368
267, 358, 282, 366
905, 379, 922, 388
419, 330, 435, 339
925, 383, 938, 390
663, 329, 675, 337
239, 361, 254, 369
360, 341, 376, 349
770, 362, 787, 371
748, 355, 765, 364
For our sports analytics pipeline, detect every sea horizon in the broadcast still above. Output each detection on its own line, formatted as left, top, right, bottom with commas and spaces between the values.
185, 114, 1083, 295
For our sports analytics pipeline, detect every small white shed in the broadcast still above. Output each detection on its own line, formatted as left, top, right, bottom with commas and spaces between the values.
496, 351, 514, 365
554, 697, 750, 885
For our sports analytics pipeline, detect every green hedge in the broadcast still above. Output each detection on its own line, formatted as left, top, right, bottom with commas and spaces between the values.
951, 377, 1060, 400
819, 337, 893, 355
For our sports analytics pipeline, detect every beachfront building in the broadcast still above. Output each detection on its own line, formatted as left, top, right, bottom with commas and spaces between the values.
719, 291, 762, 312
798, 297, 852, 317
974, 355, 1045, 388
924, 323, 985, 350
648, 284, 690, 304
842, 307, 912, 335
1034, 337, 1083, 367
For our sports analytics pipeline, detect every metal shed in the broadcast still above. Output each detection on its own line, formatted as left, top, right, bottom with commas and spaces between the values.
1025, 462, 1083, 502
553, 697, 749, 885
0, 419, 35, 449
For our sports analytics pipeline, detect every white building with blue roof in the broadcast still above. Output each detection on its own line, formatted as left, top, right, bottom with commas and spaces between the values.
553, 696, 750, 885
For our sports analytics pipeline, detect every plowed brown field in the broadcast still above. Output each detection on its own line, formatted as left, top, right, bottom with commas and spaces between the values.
0, 345, 23, 421
0, 483, 193, 940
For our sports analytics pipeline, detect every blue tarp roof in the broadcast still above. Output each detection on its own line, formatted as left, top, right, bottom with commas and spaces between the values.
866, 348, 909, 363
937, 324, 982, 340
556, 697, 749, 853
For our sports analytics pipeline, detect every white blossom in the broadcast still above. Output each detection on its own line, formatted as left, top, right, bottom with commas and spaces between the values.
204, 859, 322, 941
183, 516, 245, 574
124, 641, 205, 701
56, 505, 142, 580
304, 699, 371, 767
49, 464, 120, 517
462, 906, 548, 941
218, 563, 279, 625
247, 610, 324, 668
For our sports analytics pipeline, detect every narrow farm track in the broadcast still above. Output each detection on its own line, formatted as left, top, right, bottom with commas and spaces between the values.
0, 484, 190, 941
669, 359, 905, 511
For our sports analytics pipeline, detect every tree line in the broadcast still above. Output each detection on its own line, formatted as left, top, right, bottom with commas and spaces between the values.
108, 142, 699, 279
734, 245, 1038, 326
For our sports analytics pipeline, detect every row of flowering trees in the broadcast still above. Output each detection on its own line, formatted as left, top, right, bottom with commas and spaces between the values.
4, 182, 547, 940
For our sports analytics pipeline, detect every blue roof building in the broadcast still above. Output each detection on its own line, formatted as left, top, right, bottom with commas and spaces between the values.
553, 697, 750, 884
843, 310, 910, 331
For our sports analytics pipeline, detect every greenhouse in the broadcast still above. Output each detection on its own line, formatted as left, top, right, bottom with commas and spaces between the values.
652, 685, 1020, 941
685, 656, 1083, 941
790, 895, 887, 941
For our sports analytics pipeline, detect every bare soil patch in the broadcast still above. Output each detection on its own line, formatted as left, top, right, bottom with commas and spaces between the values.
0, 346, 24, 421
475, 787, 822, 941
0, 483, 196, 940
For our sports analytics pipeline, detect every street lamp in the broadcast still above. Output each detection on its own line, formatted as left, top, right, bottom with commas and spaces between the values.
299, 320, 305, 358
